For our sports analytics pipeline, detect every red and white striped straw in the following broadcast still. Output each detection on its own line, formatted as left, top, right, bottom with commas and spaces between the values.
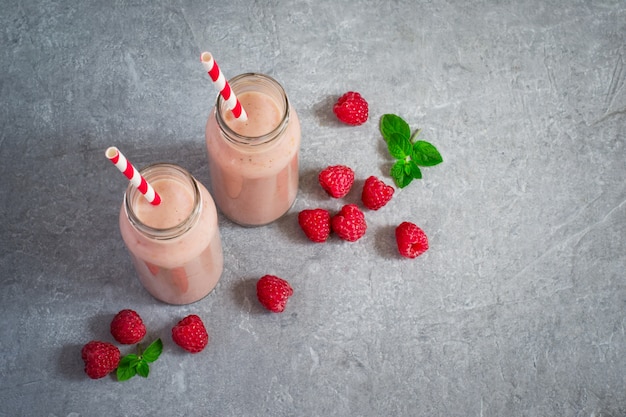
201, 52, 248, 121
105, 147, 161, 206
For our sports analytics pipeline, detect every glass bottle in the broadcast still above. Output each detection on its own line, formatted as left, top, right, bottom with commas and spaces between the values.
205, 73, 301, 226
119, 163, 223, 305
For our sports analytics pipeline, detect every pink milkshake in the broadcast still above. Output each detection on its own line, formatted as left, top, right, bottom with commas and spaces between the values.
119, 163, 223, 305
205, 73, 301, 226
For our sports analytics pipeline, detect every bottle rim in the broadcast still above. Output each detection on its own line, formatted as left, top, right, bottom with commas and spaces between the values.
215, 73, 290, 146
124, 163, 201, 241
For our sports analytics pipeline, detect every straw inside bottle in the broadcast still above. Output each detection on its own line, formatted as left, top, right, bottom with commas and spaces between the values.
105, 147, 161, 206
201, 52, 248, 121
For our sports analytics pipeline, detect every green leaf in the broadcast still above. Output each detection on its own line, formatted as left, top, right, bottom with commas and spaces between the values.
381, 115, 442, 187
142, 338, 163, 363
390, 160, 413, 188
412, 141, 443, 167
119, 354, 140, 368
136, 361, 150, 378
390, 160, 405, 180
407, 160, 423, 179
117, 361, 138, 381
114, 339, 162, 382
380, 114, 410, 143
397, 174, 413, 188
387, 132, 412, 159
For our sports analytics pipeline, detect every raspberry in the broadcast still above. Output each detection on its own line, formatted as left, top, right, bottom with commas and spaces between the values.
331, 204, 367, 242
81, 341, 121, 379
110, 309, 146, 345
361, 176, 395, 210
318, 165, 355, 198
256, 275, 293, 313
395, 222, 429, 258
333, 91, 368, 125
171, 315, 209, 353
298, 208, 331, 242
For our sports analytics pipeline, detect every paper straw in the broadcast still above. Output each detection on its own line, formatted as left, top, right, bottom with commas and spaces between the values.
201, 52, 248, 121
105, 147, 161, 206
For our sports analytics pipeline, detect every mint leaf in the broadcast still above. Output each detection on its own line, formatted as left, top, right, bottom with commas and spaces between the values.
119, 354, 140, 368
381, 114, 442, 187
380, 114, 410, 143
407, 160, 422, 179
387, 132, 412, 159
391, 160, 413, 188
412, 141, 443, 167
142, 338, 163, 363
116, 339, 162, 382
117, 360, 138, 381
136, 361, 150, 378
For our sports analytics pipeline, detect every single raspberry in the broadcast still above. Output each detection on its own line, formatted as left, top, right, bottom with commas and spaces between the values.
256, 275, 293, 313
81, 341, 121, 379
331, 204, 367, 242
318, 165, 355, 198
110, 309, 146, 345
395, 222, 429, 258
298, 208, 331, 242
171, 315, 209, 353
333, 91, 368, 125
361, 176, 395, 210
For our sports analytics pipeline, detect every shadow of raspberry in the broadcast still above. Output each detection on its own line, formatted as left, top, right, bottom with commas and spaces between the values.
58, 343, 90, 381
312, 95, 341, 127
373, 224, 400, 259
231, 277, 268, 315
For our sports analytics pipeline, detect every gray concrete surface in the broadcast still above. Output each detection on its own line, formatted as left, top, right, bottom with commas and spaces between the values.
1, 0, 625, 416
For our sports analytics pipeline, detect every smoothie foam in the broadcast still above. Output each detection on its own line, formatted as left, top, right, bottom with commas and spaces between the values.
133, 177, 195, 229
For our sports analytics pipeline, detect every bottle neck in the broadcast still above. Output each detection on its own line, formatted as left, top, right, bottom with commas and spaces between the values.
124, 163, 201, 241
215, 73, 290, 147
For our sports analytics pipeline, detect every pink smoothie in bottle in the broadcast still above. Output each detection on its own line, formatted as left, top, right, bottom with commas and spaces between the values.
205, 73, 301, 226
119, 163, 223, 305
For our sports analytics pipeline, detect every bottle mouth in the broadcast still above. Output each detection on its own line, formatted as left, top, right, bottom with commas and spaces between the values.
215, 73, 290, 146
124, 163, 201, 240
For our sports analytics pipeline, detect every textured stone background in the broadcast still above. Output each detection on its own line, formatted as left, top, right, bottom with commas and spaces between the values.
1, 0, 625, 416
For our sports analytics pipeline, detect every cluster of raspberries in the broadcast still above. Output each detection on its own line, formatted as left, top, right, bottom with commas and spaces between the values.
255, 92, 430, 317
82, 292, 296, 380
81, 310, 208, 379
298, 164, 429, 259
296, 91, 431, 258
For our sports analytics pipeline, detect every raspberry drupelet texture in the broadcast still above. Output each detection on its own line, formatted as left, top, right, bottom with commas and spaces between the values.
110, 309, 147, 345
81, 341, 121, 379
333, 92, 369, 126
257, 275, 293, 313
331, 204, 367, 242
171, 315, 209, 353
361, 176, 395, 210
395, 221, 429, 258
298, 208, 331, 242
318, 165, 355, 198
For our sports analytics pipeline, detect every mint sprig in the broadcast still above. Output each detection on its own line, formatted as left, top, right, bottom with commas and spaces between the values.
116, 338, 163, 381
380, 114, 443, 188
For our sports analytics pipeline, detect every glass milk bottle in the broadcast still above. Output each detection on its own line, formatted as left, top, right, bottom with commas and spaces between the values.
205, 73, 301, 226
118, 163, 223, 305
